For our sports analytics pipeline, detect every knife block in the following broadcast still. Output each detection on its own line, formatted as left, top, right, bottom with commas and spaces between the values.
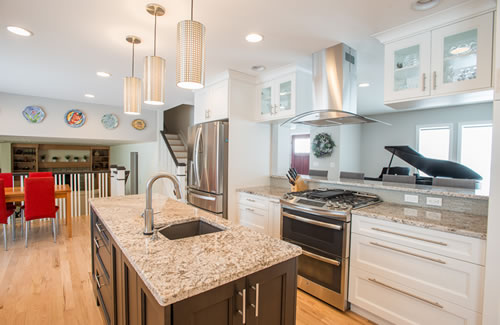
291, 176, 308, 192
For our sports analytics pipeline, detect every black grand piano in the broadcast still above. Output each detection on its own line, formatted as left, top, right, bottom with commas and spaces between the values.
365, 145, 482, 185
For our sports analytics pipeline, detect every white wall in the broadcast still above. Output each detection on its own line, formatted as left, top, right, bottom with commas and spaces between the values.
360, 103, 493, 177
0, 92, 157, 143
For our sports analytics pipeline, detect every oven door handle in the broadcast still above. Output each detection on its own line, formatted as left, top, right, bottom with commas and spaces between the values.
282, 212, 343, 231
302, 250, 341, 266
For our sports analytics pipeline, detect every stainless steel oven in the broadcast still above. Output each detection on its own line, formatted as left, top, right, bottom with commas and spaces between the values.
281, 205, 350, 311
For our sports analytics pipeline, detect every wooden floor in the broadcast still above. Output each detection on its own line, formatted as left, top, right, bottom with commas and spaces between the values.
0, 215, 373, 325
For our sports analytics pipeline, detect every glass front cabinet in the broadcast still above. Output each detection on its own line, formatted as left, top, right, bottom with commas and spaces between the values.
383, 12, 493, 105
257, 73, 297, 121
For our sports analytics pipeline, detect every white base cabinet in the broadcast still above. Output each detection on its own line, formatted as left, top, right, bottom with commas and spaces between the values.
349, 214, 486, 324
237, 192, 281, 238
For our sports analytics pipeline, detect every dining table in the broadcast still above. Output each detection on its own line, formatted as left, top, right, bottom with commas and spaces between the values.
4, 184, 73, 238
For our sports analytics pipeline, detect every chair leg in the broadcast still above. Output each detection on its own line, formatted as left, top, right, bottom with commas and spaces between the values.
11, 214, 15, 241
25, 221, 29, 248
21, 211, 24, 237
52, 219, 56, 243
3, 224, 7, 251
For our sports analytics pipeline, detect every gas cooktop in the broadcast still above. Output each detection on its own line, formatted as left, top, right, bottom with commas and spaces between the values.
281, 188, 381, 214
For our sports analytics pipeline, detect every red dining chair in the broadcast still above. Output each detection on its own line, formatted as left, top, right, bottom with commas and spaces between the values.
0, 179, 16, 250
29, 172, 53, 178
0, 172, 21, 240
24, 177, 59, 247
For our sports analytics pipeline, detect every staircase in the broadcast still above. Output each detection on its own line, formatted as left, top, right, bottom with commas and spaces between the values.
161, 132, 187, 166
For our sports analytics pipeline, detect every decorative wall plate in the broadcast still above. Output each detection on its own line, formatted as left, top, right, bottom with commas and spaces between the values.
132, 119, 146, 130
65, 109, 86, 128
101, 113, 119, 129
22, 106, 46, 123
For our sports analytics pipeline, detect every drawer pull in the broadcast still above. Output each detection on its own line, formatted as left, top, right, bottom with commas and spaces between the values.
95, 273, 104, 289
251, 283, 260, 317
246, 198, 256, 202
370, 241, 446, 264
302, 250, 341, 266
96, 223, 105, 234
94, 237, 100, 249
368, 277, 444, 309
245, 207, 255, 212
238, 288, 246, 324
371, 227, 448, 246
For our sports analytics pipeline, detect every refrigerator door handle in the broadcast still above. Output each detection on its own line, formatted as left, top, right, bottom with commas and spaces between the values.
193, 126, 202, 186
190, 192, 216, 201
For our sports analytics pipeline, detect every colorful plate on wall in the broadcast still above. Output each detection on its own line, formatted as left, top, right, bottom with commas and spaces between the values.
65, 110, 86, 128
22, 106, 46, 123
101, 113, 119, 129
132, 119, 146, 130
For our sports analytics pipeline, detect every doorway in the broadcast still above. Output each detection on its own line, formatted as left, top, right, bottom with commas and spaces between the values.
291, 134, 310, 175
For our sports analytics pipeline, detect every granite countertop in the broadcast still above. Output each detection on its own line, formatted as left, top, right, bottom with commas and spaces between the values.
354, 202, 487, 239
89, 194, 301, 307
236, 186, 289, 200
271, 175, 489, 200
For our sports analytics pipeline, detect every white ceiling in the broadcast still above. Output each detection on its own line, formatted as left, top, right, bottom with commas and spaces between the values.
0, 0, 472, 116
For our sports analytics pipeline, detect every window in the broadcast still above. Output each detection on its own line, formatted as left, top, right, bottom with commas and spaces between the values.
417, 125, 452, 160
459, 123, 492, 189
293, 136, 310, 154
291, 134, 310, 175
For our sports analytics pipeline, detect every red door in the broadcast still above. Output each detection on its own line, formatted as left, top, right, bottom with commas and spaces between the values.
291, 134, 310, 175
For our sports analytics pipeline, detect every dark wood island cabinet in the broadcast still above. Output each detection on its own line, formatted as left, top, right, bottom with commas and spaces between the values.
91, 209, 298, 325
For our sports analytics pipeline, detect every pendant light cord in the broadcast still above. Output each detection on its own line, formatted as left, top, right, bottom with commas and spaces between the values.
154, 11, 157, 56
191, 0, 194, 20
131, 42, 135, 77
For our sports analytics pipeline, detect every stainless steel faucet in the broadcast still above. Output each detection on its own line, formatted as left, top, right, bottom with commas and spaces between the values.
144, 173, 182, 235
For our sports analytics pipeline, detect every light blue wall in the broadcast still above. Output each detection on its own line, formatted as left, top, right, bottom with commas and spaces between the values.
360, 103, 493, 177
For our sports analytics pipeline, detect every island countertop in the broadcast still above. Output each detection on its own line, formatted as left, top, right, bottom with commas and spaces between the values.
89, 194, 301, 307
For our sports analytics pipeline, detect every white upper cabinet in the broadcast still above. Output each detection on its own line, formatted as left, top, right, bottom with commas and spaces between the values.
379, 11, 494, 110
384, 32, 431, 102
194, 79, 229, 124
430, 13, 493, 96
256, 66, 311, 122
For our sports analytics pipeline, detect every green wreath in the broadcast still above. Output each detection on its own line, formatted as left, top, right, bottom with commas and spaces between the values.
312, 133, 335, 158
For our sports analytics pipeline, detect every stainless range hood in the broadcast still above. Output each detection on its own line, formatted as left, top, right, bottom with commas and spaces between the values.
281, 43, 389, 127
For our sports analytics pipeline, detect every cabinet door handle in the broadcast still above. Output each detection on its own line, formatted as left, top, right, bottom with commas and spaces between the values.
370, 241, 446, 264
246, 198, 256, 202
245, 207, 255, 212
433, 71, 437, 90
422, 73, 426, 91
96, 223, 104, 234
371, 227, 448, 246
238, 289, 246, 324
251, 284, 260, 317
94, 237, 100, 249
368, 278, 443, 309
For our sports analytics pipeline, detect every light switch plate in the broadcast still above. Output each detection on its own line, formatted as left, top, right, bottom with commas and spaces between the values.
426, 197, 442, 207
404, 194, 419, 203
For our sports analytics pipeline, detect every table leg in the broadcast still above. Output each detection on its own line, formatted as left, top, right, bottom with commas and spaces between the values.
65, 192, 72, 238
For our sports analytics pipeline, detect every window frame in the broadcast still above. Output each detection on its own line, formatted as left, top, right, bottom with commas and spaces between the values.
416, 123, 454, 161
457, 120, 493, 164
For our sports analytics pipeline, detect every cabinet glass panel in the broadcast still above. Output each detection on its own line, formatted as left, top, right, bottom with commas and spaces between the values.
393, 45, 420, 92
279, 80, 292, 111
443, 29, 478, 84
260, 86, 272, 115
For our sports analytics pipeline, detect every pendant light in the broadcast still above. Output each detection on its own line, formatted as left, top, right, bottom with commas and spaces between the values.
176, 0, 206, 90
144, 3, 166, 105
124, 36, 142, 115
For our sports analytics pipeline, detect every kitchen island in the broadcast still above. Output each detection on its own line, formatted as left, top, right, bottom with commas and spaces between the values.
89, 194, 301, 325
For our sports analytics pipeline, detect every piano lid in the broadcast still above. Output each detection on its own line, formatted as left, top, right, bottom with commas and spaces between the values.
385, 146, 482, 180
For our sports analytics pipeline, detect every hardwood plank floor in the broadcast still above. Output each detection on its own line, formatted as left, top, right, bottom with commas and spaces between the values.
0, 215, 373, 325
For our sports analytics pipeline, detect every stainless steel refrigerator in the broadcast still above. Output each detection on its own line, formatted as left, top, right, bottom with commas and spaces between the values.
187, 120, 228, 218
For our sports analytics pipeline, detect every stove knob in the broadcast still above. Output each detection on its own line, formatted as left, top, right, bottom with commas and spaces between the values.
283, 193, 292, 200
326, 201, 334, 208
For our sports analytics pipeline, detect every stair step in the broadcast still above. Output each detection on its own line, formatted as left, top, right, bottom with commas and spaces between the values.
177, 158, 187, 164
171, 145, 186, 152
165, 134, 179, 140
175, 152, 188, 158
168, 139, 183, 146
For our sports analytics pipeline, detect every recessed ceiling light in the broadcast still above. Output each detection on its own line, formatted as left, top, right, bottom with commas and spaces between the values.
84, 94, 95, 98
96, 71, 111, 78
358, 83, 370, 88
7, 26, 33, 37
412, 0, 440, 11
251, 65, 266, 72
246, 33, 263, 43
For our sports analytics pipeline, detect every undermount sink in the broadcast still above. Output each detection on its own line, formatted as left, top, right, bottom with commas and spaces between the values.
159, 220, 224, 240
